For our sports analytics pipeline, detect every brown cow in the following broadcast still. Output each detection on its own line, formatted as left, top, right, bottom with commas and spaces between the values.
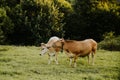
52, 38, 97, 67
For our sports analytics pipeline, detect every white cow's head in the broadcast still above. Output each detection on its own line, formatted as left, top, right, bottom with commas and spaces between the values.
40, 43, 49, 56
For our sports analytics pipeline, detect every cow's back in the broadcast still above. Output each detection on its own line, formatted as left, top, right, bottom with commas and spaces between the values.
80, 39, 97, 53
63, 39, 97, 56
84, 39, 97, 52
47, 36, 60, 47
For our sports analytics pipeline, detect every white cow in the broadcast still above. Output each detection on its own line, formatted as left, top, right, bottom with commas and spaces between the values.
40, 36, 61, 64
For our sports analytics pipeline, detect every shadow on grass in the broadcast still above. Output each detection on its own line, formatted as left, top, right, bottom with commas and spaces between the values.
0, 71, 22, 76
0, 48, 9, 52
0, 48, 9, 56
0, 57, 12, 62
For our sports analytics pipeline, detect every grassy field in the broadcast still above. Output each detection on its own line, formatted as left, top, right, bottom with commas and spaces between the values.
0, 45, 120, 80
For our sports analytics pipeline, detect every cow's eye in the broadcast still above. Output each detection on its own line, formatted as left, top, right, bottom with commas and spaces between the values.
41, 48, 44, 50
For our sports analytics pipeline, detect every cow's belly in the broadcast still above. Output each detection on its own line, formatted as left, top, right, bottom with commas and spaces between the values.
65, 47, 92, 57
73, 50, 91, 57
79, 53, 89, 57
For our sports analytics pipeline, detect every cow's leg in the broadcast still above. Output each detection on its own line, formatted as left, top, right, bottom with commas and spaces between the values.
69, 58, 73, 66
91, 52, 95, 65
48, 55, 52, 64
54, 53, 59, 64
73, 56, 78, 68
88, 53, 91, 64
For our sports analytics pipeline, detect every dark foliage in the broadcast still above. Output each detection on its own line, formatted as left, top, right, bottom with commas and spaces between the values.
0, 0, 120, 46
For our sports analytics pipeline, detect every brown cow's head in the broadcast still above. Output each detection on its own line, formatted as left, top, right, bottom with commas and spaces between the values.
52, 38, 64, 50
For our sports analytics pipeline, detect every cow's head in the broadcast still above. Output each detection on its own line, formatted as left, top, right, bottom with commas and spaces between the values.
40, 43, 49, 56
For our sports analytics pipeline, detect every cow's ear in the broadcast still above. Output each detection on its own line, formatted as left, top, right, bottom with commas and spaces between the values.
60, 38, 64, 41
41, 43, 46, 46
61, 38, 65, 42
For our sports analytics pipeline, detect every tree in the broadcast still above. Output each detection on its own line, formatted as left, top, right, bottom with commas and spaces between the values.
5, 0, 72, 45
0, 8, 14, 44
64, 0, 120, 41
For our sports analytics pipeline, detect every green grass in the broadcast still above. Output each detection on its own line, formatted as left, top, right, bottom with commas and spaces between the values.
0, 45, 120, 80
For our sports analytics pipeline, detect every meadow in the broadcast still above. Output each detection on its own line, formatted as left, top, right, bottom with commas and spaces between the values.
0, 45, 120, 80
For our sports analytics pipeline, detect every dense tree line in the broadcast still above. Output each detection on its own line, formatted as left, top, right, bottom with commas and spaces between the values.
0, 0, 120, 45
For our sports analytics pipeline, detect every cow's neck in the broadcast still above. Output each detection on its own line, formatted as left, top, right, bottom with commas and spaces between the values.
61, 42, 64, 52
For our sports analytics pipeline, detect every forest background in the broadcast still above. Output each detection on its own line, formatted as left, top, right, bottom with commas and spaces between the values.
0, 0, 120, 46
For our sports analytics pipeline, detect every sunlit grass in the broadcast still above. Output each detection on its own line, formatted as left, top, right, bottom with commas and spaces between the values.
0, 45, 120, 80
